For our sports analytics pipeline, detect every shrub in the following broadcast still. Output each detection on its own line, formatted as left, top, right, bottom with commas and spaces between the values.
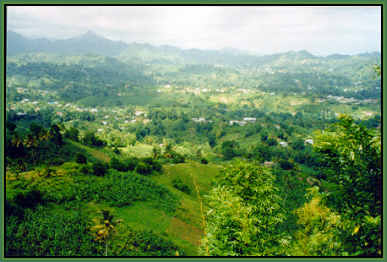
125, 158, 138, 171
279, 159, 294, 170
80, 165, 91, 175
50, 157, 65, 166
113, 147, 121, 155
171, 152, 185, 163
116, 229, 184, 256
136, 162, 152, 175
143, 157, 154, 165
201, 158, 208, 164
92, 162, 108, 176
14, 189, 44, 209
172, 177, 191, 194
110, 157, 127, 172
75, 153, 87, 164
152, 161, 163, 172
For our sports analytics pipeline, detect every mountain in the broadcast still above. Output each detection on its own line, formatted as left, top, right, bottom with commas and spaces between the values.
7, 30, 380, 71
6, 30, 127, 57
7, 31, 52, 55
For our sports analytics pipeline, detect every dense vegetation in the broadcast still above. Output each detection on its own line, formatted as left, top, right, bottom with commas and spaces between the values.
5, 31, 381, 257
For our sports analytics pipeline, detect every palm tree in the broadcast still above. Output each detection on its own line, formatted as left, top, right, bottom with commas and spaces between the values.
91, 210, 122, 256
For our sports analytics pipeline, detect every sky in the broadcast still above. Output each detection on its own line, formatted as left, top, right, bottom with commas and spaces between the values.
7, 6, 381, 56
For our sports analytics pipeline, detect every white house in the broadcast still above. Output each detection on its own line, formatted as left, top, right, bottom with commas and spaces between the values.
229, 120, 247, 126
305, 139, 314, 145
192, 117, 206, 123
279, 141, 288, 147
135, 111, 145, 116
243, 117, 256, 122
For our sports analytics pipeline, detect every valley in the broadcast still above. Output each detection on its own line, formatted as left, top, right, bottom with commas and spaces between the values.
5, 30, 382, 257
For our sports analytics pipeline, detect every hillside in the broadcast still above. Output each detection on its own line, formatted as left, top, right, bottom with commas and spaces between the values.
5, 30, 382, 257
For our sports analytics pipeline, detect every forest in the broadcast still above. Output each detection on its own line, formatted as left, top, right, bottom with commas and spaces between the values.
4, 30, 382, 257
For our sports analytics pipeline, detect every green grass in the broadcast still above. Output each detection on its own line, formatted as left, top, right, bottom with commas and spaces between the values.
121, 143, 154, 158
67, 140, 111, 163
114, 202, 171, 233
154, 161, 221, 197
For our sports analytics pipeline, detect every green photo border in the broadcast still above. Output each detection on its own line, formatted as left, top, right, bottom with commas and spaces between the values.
0, 1, 384, 262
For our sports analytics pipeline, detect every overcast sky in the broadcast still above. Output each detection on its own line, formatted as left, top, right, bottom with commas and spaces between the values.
7, 6, 381, 55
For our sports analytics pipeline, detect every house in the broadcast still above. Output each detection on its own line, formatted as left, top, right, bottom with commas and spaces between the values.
102, 121, 107, 125
243, 117, 256, 123
229, 120, 247, 126
90, 108, 98, 113
56, 112, 63, 117
279, 141, 288, 147
305, 139, 313, 145
135, 111, 145, 116
192, 117, 206, 123
264, 161, 274, 167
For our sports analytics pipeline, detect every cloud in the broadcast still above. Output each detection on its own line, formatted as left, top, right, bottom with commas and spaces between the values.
7, 6, 381, 55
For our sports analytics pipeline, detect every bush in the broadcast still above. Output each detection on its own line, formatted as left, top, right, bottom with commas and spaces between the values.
152, 161, 163, 172
74, 171, 179, 213
6, 204, 99, 256
267, 138, 278, 146
125, 158, 138, 171
143, 157, 154, 165
136, 162, 152, 175
279, 159, 294, 170
116, 229, 184, 256
172, 177, 191, 194
170, 152, 185, 163
80, 165, 91, 175
14, 189, 44, 209
49, 157, 65, 166
110, 157, 127, 172
75, 153, 87, 164
92, 162, 108, 176
201, 158, 208, 164
113, 147, 121, 154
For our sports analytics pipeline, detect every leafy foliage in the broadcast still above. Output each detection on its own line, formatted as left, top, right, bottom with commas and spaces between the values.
313, 115, 381, 256
201, 160, 287, 256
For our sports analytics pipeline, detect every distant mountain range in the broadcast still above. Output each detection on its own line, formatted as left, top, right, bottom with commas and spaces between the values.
7, 30, 127, 56
7, 30, 380, 66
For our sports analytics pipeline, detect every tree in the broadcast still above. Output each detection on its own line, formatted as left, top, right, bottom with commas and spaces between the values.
314, 115, 381, 216
291, 187, 344, 256
135, 161, 152, 175
83, 132, 106, 147
75, 153, 87, 164
49, 124, 63, 146
110, 158, 127, 172
313, 115, 381, 256
92, 162, 108, 176
201, 160, 287, 256
90, 210, 122, 256
221, 141, 240, 160
64, 127, 79, 141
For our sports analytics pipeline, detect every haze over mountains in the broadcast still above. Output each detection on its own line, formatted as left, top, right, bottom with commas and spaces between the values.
7, 30, 380, 64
